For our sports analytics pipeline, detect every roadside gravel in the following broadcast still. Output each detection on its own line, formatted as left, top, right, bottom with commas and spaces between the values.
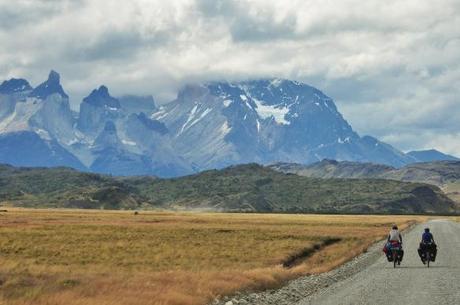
213, 227, 397, 305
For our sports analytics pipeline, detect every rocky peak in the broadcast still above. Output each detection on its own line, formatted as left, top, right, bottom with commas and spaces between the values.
0, 78, 32, 94
30, 70, 69, 99
83, 85, 120, 109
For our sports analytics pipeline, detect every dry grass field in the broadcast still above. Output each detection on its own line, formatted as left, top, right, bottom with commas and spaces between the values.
0, 209, 429, 305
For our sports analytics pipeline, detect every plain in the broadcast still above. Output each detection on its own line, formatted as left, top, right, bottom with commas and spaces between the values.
0, 209, 433, 305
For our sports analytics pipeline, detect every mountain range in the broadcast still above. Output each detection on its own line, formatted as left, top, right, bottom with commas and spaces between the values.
270, 159, 460, 186
0, 71, 457, 177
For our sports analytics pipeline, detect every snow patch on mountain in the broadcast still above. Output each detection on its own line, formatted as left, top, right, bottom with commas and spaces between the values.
35, 128, 52, 140
105, 106, 119, 111
270, 78, 283, 87
179, 105, 212, 135
253, 98, 290, 125
151, 106, 169, 120
220, 121, 231, 137
337, 137, 351, 144
121, 139, 137, 146
179, 105, 199, 134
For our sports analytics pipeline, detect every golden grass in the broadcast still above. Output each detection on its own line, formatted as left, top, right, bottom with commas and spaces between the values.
0, 209, 429, 305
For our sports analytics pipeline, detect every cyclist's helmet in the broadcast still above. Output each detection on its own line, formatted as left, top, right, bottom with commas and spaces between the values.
424, 227, 430, 232
392, 224, 398, 230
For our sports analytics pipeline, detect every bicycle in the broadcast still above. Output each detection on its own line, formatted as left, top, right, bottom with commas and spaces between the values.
422, 243, 437, 267
390, 246, 401, 268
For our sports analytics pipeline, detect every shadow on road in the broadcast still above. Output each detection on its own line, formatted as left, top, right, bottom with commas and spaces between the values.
384, 265, 453, 269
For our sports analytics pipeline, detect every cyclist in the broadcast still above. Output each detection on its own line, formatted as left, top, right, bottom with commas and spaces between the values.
384, 224, 404, 264
418, 227, 437, 264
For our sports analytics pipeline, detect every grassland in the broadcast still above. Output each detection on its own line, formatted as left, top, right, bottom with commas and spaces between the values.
0, 209, 430, 305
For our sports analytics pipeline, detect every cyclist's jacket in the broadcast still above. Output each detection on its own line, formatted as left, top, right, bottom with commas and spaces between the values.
422, 232, 434, 243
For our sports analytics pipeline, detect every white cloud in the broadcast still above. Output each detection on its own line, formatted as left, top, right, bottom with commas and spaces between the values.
0, 0, 459, 155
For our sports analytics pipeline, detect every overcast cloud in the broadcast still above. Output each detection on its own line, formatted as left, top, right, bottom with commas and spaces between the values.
0, 0, 459, 155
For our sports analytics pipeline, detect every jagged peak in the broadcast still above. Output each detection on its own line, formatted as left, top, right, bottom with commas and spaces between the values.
83, 85, 120, 109
97, 85, 109, 95
29, 70, 68, 99
48, 70, 60, 84
0, 78, 32, 94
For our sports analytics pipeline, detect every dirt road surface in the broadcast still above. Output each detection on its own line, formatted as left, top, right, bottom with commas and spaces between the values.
297, 220, 460, 305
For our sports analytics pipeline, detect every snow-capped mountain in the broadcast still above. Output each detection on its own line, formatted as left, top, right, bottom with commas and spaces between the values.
153, 79, 414, 169
0, 71, 442, 177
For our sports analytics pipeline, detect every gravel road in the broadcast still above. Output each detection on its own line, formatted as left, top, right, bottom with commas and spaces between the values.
215, 220, 460, 305
297, 219, 460, 305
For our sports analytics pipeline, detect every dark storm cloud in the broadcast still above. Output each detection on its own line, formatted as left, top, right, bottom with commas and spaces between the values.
68, 30, 147, 61
0, 0, 83, 30
196, 0, 298, 42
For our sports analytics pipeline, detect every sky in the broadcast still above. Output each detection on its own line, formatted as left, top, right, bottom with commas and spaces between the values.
0, 0, 459, 156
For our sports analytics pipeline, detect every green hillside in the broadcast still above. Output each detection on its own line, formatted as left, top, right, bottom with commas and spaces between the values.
0, 163, 457, 214
271, 160, 460, 206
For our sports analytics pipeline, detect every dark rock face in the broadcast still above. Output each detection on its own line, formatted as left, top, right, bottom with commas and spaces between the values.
30, 70, 68, 99
0, 78, 32, 94
0, 131, 85, 170
83, 86, 121, 108
135, 113, 168, 135
77, 86, 122, 134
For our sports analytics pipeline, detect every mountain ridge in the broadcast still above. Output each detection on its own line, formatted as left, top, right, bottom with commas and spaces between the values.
0, 71, 456, 177
270, 159, 460, 188
0, 163, 457, 215
407, 149, 459, 162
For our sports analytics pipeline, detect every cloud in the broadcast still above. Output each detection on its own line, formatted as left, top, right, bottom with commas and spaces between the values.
0, 0, 459, 155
